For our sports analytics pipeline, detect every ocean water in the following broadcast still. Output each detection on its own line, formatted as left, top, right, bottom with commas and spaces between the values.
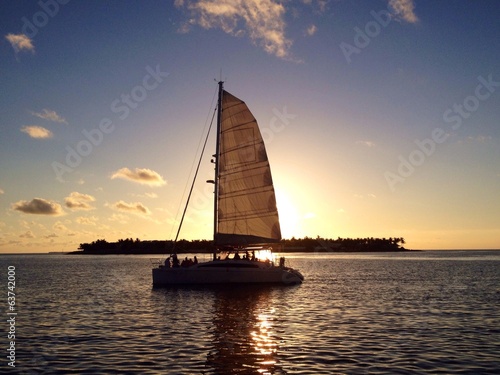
1, 251, 499, 374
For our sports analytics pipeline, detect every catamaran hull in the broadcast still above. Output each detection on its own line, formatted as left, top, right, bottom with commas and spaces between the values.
152, 266, 303, 286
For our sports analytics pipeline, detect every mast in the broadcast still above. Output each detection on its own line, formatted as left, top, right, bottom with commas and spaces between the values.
213, 81, 224, 243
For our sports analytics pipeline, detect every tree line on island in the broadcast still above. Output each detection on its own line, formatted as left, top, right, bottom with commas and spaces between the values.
75, 236, 408, 255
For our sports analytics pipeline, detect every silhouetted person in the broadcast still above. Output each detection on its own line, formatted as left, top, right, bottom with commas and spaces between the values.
172, 254, 180, 268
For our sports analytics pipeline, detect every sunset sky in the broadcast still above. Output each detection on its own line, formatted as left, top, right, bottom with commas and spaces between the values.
1, 0, 499, 253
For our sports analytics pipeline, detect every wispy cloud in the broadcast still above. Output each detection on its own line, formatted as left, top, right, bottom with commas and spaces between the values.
305, 24, 317, 37
112, 200, 151, 215
20, 125, 53, 139
315, 0, 329, 14
111, 167, 166, 186
467, 135, 492, 143
356, 140, 375, 147
12, 198, 64, 216
108, 213, 129, 224
64, 192, 96, 210
5, 33, 34, 53
388, 0, 418, 23
20, 230, 35, 239
53, 221, 69, 232
76, 216, 99, 226
177, 0, 293, 59
0, 188, 4, 195
354, 193, 377, 199
30, 109, 67, 124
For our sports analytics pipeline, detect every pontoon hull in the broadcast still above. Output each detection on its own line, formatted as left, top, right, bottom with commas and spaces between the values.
152, 263, 303, 286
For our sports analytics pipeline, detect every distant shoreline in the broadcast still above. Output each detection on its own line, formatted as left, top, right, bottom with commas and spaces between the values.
67, 248, 415, 255
72, 236, 414, 255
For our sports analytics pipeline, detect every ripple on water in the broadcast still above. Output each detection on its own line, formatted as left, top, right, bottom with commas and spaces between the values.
4, 253, 500, 374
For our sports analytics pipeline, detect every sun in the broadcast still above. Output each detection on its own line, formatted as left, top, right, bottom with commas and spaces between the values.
275, 189, 301, 238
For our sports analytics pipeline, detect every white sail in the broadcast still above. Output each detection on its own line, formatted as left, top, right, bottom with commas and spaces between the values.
215, 90, 282, 246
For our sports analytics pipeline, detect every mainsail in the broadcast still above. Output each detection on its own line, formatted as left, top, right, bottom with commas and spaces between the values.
215, 90, 282, 246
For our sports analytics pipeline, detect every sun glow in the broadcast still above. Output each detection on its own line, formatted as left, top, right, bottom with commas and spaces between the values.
276, 189, 301, 238
254, 249, 276, 263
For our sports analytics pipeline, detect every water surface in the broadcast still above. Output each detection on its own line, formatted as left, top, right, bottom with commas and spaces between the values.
1, 251, 499, 374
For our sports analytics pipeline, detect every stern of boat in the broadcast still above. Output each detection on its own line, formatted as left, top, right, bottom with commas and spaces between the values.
281, 267, 304, 284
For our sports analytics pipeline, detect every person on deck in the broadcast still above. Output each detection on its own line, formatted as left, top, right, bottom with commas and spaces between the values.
172, 254, 180, 268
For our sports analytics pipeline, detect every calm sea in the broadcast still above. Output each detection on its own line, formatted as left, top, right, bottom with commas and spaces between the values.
1, 251, 499, 374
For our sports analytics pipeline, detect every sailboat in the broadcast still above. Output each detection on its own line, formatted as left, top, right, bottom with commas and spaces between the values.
152, 82, 304, 285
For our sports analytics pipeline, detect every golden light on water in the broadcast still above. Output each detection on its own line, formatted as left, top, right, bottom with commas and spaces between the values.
251, 310, 278, 373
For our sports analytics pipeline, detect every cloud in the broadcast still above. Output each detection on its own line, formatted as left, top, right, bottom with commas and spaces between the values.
388, 0, 418, 23
12, 198, 65, 216
0, 188, 4, 195
356, 140, 375, 147
305, 24, 317, 36
354, 193, 377, 199
64, 192, 96, 210
20, 230, 35, 239
112, 200, 151, 215
108, 213, 129, 224
76, 216, 98, 226
467, 135, 492, 143
30, 109, 67, 124
304, 212, 316, 219
177, 0, 293, 59
5, 33, 34, 53
53, 221, 69, 232
111, 167, 166, 186
20, 125, 54, 139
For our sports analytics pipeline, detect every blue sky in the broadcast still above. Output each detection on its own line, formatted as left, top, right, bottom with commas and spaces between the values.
1, 0, 499, 253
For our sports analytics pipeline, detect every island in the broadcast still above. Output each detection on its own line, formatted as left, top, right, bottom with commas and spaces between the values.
72, 236, 410, 255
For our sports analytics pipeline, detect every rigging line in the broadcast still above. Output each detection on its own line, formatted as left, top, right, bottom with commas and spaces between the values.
173, 104, 218, 250
169, 85, 219, 240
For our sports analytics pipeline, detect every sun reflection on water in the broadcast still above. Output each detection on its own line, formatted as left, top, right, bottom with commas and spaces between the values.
207, 288, 283, 374
251, 310, 278, 373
